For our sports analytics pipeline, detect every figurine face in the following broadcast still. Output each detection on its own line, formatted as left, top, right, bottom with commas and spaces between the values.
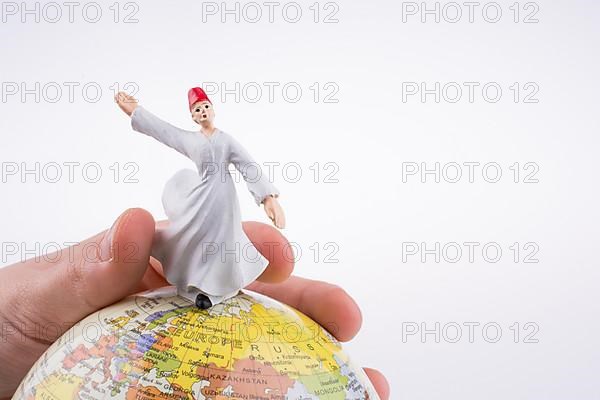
191, 101, 215, 125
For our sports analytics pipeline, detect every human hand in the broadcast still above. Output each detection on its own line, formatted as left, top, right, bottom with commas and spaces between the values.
115, 91, 138, 116
0, 209, 389, 399
263, 195, 286, 229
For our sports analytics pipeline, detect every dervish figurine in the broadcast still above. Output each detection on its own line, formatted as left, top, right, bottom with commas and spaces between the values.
115, 87, 285, 309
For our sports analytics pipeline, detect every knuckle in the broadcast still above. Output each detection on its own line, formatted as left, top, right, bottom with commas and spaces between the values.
63, 257, 97, 312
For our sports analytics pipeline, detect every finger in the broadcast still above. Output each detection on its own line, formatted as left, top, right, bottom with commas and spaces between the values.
364, 368, 390, 400
243, 221, 294, 284
266, 207, 275, 220
277, 210, 286, 229
118, 92, 128, 103
275, 209, 282, 228
246, 276, 363, 342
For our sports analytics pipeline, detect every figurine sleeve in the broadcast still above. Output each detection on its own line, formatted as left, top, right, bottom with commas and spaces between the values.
228, 134, 280, 206
131, 106, 191, 157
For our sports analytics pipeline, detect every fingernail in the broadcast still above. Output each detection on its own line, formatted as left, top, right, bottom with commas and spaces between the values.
98, 210, 129, 262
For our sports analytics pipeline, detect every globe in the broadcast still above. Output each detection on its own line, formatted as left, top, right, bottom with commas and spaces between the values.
13, 286, 380, 399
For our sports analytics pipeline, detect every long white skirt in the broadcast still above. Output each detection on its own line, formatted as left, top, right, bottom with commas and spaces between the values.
151, 169, 268, 303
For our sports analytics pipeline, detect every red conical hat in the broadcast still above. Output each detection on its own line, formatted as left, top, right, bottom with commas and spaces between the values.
188, 87, 212, 110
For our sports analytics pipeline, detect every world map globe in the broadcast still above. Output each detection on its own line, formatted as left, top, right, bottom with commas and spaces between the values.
13, 286, 380, 399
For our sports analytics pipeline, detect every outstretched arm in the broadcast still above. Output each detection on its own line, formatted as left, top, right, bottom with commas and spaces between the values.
115, 91, 191, 157
229, 135, 286, 229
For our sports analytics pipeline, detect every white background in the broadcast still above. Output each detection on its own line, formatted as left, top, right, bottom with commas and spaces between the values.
1, 0, 599, 398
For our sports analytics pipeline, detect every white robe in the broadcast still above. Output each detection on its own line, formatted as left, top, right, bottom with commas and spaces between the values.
131, 106, 278, 304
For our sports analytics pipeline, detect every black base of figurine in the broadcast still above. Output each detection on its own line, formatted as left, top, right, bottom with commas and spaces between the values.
195, 293, 213, 309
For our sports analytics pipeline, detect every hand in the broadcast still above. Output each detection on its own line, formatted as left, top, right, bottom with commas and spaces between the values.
263, 195, 286, 229
115, 91, 138, 116
0, 209, 389, 399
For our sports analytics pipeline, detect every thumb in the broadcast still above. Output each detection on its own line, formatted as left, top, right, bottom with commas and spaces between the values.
80, 208, 155, 310
47, 208, 155, 322
0, 208, 155, 396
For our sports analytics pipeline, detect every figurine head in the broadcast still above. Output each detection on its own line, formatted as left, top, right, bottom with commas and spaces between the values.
188, 87, 215, 126
191, 100, 215, 125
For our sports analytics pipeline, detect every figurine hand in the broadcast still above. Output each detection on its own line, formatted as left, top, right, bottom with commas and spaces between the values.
0, 209, 389, 399
263, 195, 286, 229
115, 91, 138, 116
